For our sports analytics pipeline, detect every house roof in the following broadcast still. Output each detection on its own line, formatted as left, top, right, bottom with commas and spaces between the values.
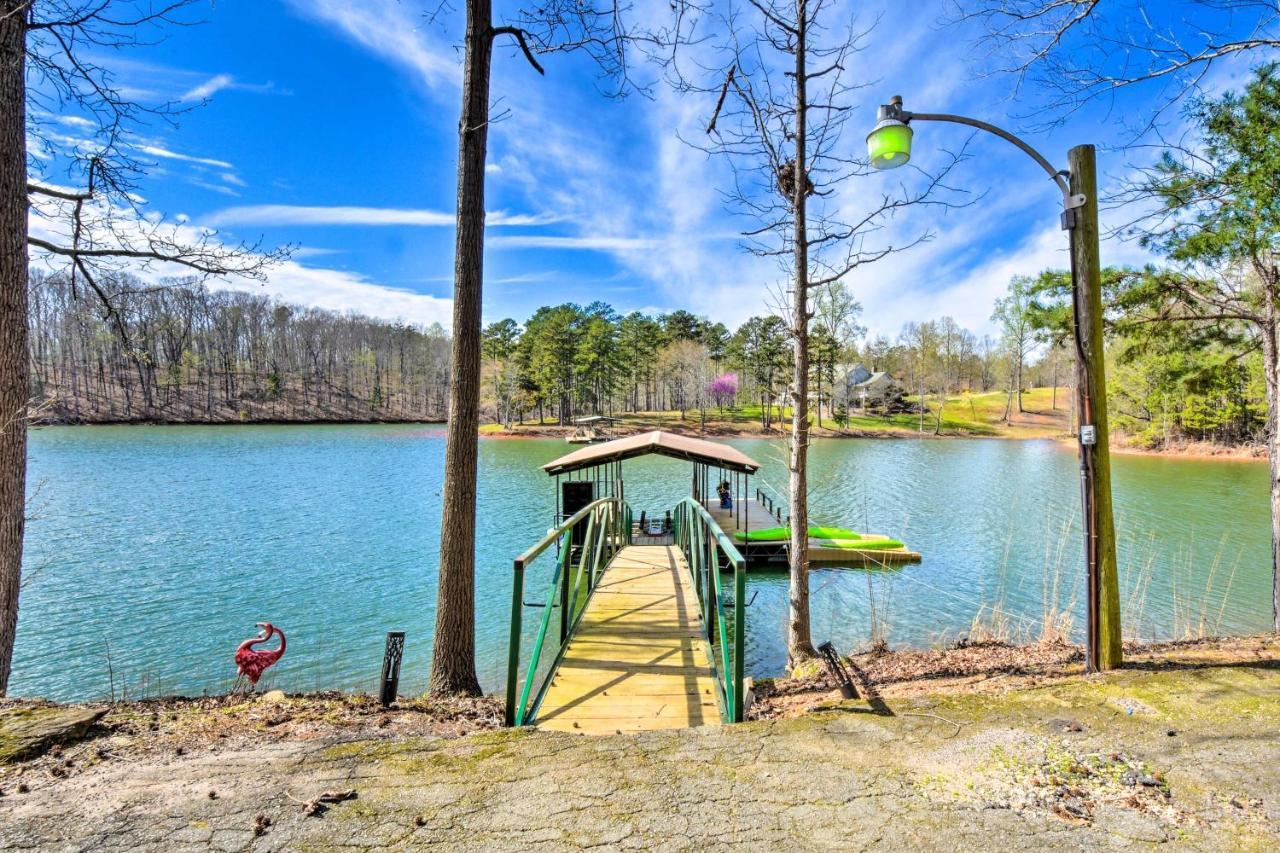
853, 371, 892, 388
542, 430, 761, 475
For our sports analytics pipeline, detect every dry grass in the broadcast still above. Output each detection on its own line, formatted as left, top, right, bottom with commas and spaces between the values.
750, 634, 1280, 720
0, 690, 503, 779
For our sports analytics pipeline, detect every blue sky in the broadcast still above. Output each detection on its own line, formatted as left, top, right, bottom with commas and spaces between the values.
27, 0, 1270, 338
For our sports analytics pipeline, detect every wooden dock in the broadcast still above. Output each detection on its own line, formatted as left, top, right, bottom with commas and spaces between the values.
535, 545, 721, 734
702, 498, 922, 566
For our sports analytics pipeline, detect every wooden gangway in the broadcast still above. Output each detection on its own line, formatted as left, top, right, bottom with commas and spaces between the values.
535, 545, 720, 734
507, 497, 746, 733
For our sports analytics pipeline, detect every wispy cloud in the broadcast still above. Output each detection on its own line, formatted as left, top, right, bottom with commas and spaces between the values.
488, 235, 663, 251
292, 246, 344, 259
223, 261, 453, 326
181, 73, 235, 102
29, 200, 452, 327
287, 0, 458, 92
205, 204, 560, 228
187, 178, 240, 197
136, 143, 233, 169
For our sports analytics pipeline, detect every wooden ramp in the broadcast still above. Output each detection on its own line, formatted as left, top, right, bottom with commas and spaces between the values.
535, 545, 721, 734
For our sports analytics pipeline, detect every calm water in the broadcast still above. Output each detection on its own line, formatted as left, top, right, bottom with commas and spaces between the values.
13, 425, 1271, 701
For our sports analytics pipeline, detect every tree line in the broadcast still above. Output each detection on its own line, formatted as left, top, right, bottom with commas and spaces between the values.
31, 263, 1263, 451
479, 288, 871, 430
28, 271, 452, 423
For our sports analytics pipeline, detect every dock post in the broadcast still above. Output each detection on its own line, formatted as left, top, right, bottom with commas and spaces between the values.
558, 534, 571, 643
733, 560, 745, 722
703, 522, 715, 639
506, 561, 524, 726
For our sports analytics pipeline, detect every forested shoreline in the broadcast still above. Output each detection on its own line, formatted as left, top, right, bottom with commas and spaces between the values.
28, 271, 452, 424
25, 268, 1268, 451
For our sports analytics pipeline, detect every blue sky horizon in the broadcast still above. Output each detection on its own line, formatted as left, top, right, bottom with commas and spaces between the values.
26, 0, 1268, 339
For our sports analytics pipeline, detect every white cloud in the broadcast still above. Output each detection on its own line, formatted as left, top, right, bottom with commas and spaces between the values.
205, 204, 560, 228
218, 261, 453, 326
27, 197, 451, 327
187, 178, 240, 197
287, 0, 458, 91
136, 144, 233, 169
181, 73, 235, 102
220, 173, 248, 188
488, 235, 662, 251
291, 246, 344, 258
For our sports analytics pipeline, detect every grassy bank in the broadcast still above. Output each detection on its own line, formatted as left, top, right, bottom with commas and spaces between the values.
485, 387, 1074, 441
2, 636, 1277, 850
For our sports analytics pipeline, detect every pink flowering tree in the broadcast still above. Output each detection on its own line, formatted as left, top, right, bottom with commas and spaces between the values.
707, 373, 738, 413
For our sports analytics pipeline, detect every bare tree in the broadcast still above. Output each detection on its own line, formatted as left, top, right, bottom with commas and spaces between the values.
954, 0, 1280, 130
692, 0, 966, 667
993, 274, 1037, 421
429, 0, 693, 695
2, 1, 285, 695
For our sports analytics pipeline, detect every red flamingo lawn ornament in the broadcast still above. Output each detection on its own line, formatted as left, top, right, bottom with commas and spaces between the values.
234, 622, 286, 692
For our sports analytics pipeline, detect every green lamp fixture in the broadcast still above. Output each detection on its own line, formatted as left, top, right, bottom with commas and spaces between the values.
867, 95, 912, 169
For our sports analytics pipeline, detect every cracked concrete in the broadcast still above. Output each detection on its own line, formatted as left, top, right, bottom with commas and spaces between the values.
1, 662, 1277, 851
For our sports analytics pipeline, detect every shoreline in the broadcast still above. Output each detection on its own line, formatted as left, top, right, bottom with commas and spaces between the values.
29, 417, 1267, 462
31, 417, 447, 428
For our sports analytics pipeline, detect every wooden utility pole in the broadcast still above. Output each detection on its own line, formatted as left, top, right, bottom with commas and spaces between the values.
1067, 144, 1122, 672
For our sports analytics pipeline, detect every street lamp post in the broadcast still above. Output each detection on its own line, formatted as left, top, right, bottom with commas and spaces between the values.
868, 96, 1122, 672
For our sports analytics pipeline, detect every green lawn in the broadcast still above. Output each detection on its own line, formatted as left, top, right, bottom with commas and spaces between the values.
483, 387, 1073, 440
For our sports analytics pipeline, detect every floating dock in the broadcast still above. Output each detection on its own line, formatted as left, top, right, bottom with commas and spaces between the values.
703, 498, 922, 566
535, 545, 721, 734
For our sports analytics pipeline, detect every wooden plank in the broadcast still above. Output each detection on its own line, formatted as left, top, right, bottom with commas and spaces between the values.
534, 544, 721, 734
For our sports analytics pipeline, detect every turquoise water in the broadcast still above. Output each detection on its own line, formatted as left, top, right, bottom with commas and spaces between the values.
13, 425, 1271, 701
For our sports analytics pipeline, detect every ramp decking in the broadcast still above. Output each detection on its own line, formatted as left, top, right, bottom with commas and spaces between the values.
535, 545, 721, 734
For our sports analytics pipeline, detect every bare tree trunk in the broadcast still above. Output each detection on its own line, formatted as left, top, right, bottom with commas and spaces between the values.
1051, 349, 1058, 410
1016, 353, 1025, 414
0, 2, 27, 694
1264, 309, 1280, 633
1002, 367, 1013, 422
429, 0, 491, 697
787, 0, 815, 668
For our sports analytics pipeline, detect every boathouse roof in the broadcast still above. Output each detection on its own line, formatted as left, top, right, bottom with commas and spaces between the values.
542, 430, 761, 475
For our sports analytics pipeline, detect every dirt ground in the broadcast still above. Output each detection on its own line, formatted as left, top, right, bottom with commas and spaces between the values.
1, 638, 1277, 851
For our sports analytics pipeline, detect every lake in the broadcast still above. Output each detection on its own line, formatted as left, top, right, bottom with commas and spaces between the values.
13, 424, 1271, 701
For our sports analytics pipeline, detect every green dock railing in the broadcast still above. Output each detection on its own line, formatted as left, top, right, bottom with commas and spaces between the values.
506, 497, 630, 727
673, 497, 747, 723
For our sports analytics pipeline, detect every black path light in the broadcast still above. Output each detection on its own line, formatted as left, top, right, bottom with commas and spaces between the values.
867, 95, 1123, 672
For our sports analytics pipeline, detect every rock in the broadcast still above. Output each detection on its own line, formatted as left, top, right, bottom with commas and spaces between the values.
1110, 697, 1157, 716
259, 690, 288, 704
0, 706, 108, 763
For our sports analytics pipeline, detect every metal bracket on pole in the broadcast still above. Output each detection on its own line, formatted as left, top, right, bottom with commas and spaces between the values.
1060, 191, 1087, 230
1059, 194, 1085, 231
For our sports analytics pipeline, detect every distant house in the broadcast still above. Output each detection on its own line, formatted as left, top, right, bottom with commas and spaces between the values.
849, 371, 901, 410
831, 364, 890, 410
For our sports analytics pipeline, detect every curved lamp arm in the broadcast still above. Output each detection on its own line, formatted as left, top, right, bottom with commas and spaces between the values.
881, 97, 1085, 215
